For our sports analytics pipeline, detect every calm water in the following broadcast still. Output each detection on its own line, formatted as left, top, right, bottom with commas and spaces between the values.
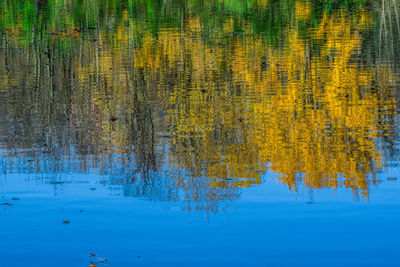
1, 0, 400, 266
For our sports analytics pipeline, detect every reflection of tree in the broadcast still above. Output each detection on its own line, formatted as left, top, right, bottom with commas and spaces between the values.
0, 15, 240, 212
0, 0, 399, 204
372, 0, 400, 65
127, 4, 399, 197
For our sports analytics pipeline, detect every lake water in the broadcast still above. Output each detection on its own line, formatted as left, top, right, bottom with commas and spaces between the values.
0, 0, 400, 266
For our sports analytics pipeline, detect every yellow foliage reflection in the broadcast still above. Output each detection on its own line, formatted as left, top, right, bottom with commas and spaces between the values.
127, 5, 398, 197
0, 1, 398, 200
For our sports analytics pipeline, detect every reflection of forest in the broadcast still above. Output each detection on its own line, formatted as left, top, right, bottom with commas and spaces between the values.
0, 0, 399, 202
